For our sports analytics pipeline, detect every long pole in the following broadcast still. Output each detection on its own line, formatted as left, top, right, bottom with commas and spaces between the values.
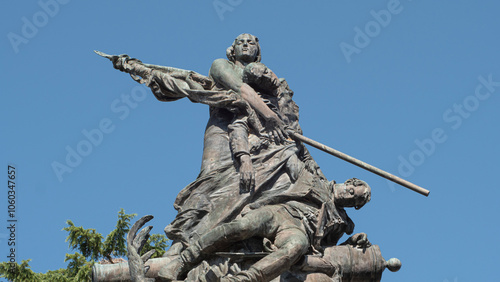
289, 132, 430, 197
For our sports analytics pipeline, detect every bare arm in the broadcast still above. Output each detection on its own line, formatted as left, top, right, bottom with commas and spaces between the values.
209, 59, 275, 118
210, 59, 287, 142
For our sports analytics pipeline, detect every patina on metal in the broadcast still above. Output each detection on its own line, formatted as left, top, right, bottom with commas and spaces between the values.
93, 217, 401, 282
93, 33, 425, 282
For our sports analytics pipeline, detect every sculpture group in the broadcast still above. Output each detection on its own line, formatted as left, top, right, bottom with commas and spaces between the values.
93, 34, 413, 282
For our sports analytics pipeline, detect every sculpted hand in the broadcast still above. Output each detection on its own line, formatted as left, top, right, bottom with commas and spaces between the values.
264, 114, 288, 144
127, 215, 156, 282
305, 159, 320, 175
349, 232, 371, 248
239, 154, 255, 194
111, 54, 131, 72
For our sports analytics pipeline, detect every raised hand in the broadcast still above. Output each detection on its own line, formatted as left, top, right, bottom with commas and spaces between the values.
127, 215, 156, 282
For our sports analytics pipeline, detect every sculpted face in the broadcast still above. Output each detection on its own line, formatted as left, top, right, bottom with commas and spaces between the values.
234, 34, 259, 63
334, 179, 371, 209
247, 63, 279, 90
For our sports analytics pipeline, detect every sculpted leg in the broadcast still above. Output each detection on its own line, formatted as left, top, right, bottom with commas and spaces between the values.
158, 208, 274, 280
226, 226, 309, 281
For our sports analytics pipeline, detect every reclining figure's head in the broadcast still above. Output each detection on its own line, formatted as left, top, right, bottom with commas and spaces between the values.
243, 62, 280, 91
334, 178, 371, 210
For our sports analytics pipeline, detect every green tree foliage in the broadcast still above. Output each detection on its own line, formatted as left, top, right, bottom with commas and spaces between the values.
102, 209, 136, 260
63, 221, 104, 262
0, 209, 168, 281
140, 233, 169, 258
0, 260, 38, 281
64, 253, 92, 279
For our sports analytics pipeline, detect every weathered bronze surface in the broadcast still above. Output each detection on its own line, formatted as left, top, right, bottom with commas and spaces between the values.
94, 34, 412, 282
93, 240, 400, 281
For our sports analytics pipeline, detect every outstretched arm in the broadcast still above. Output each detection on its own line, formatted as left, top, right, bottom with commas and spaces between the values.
96, 51, 210, 102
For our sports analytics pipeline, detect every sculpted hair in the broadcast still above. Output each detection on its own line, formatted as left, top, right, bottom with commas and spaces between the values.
226, 33, 261, 63
242, 62, 265, 85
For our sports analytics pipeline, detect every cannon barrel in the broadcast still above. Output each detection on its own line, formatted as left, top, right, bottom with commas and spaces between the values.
302, 244, 401, 282
92, 257, 171, 282
92, 245, 400, 281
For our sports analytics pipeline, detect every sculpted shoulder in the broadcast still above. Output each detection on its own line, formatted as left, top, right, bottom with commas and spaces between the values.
209, 58, 234, 78
209, 58, 243, 91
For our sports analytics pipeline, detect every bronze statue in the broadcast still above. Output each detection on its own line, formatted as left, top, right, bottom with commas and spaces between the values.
159, 179, 371, 281
93, 33, 415, 281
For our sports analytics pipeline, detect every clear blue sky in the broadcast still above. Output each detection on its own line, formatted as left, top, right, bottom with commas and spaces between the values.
1, 1, 499, 281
